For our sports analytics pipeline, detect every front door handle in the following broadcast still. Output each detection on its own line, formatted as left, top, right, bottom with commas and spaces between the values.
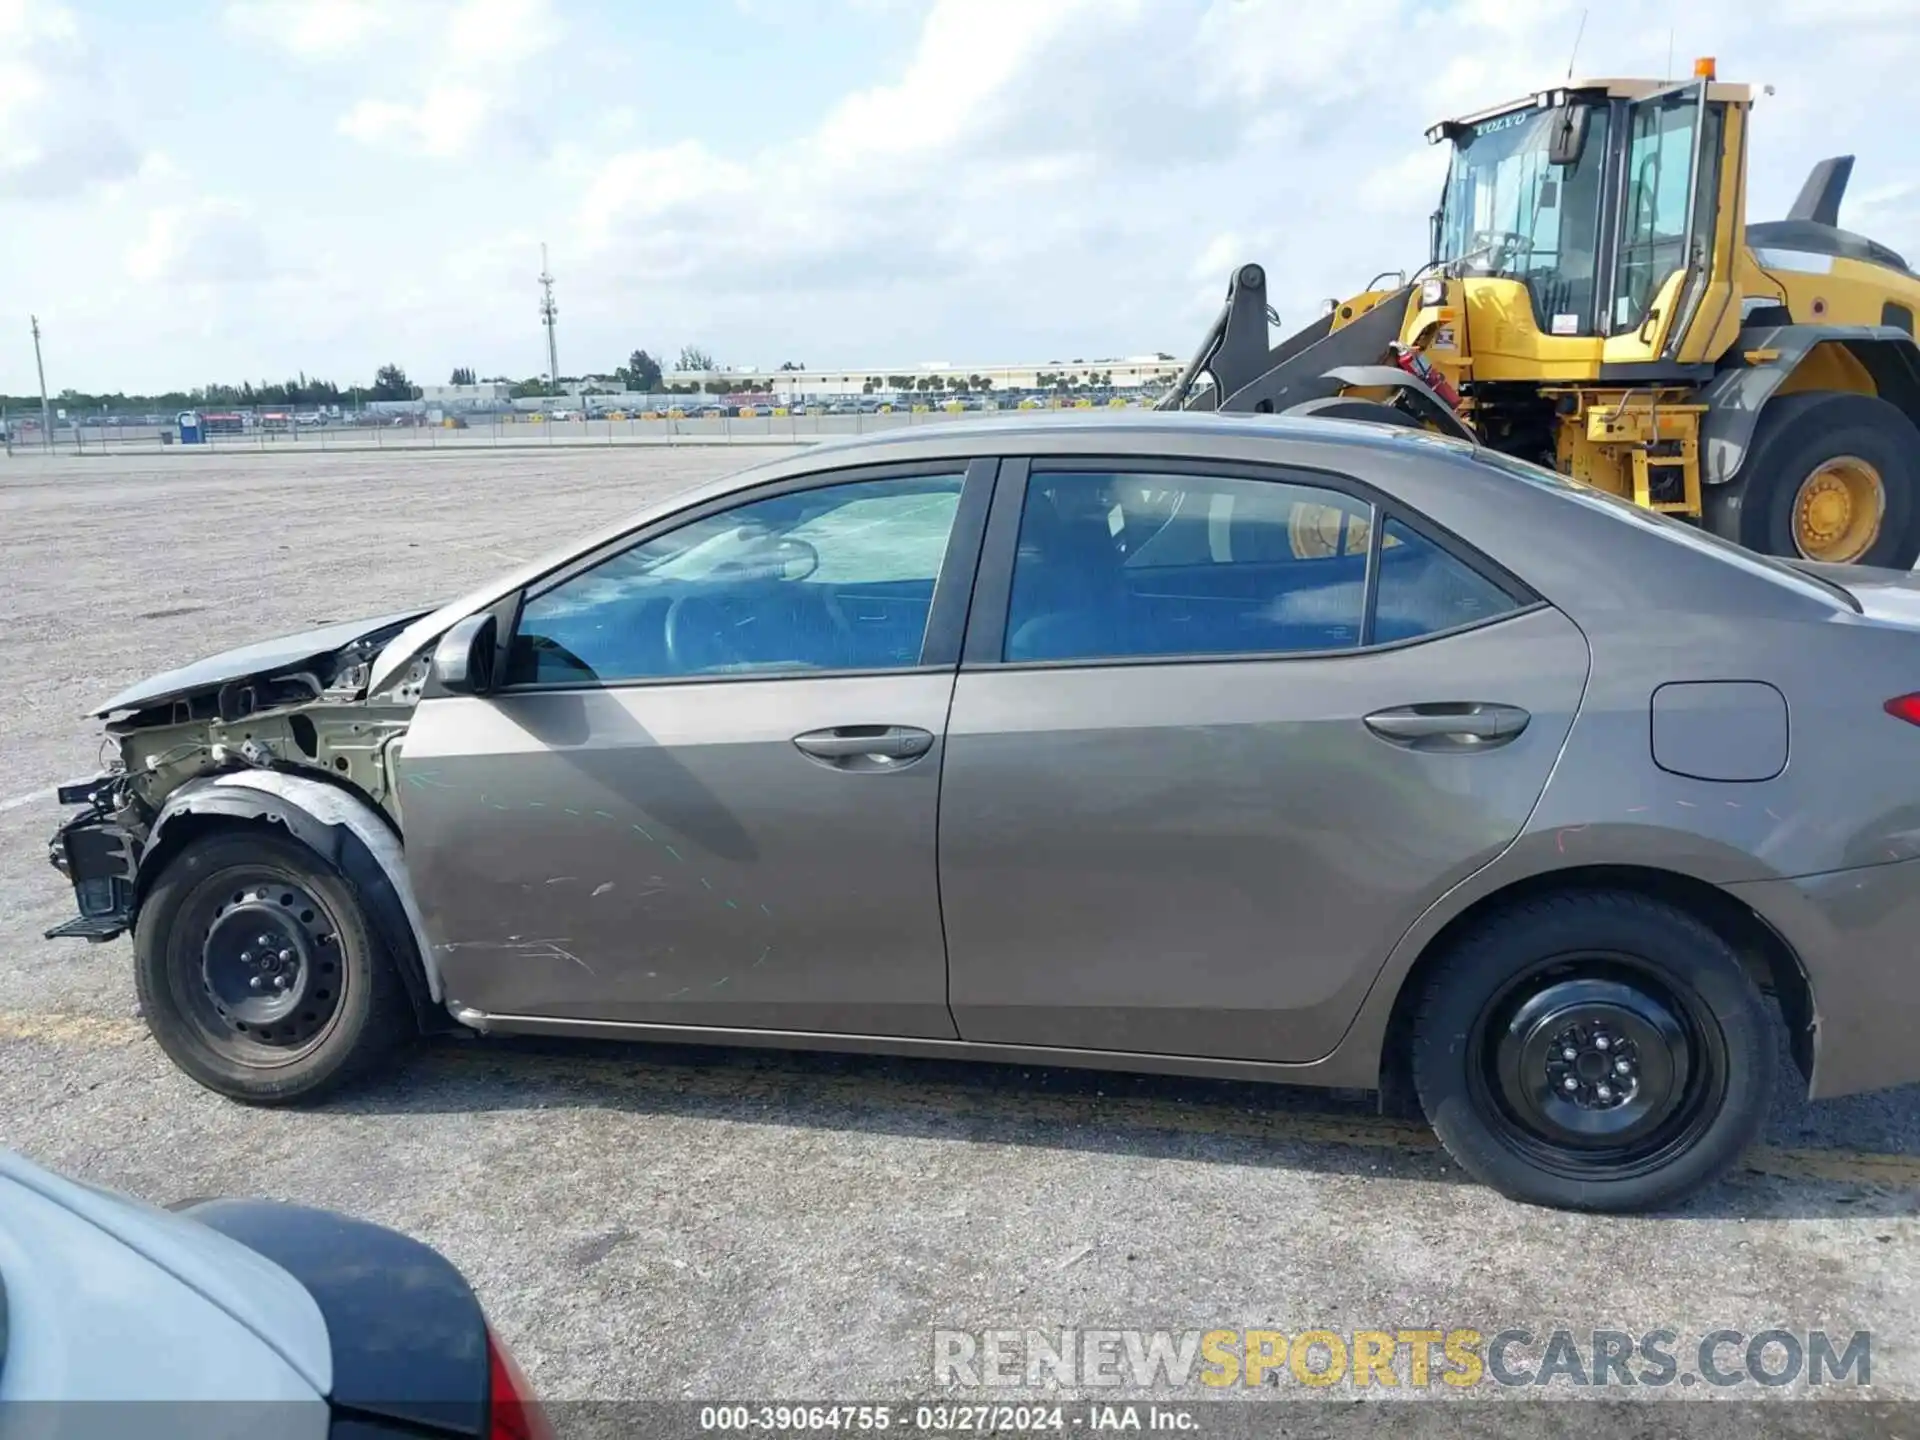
1364, 703, 1530, 749
793, 725, 935, 766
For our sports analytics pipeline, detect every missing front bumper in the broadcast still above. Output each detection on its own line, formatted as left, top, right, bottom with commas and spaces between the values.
44, 777, 136, 942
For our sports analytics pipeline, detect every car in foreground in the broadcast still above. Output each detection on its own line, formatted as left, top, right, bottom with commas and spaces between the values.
0, 1147, 548, 1438
42, 412, 1920, 1212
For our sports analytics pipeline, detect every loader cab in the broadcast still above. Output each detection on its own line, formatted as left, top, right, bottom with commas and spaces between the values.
1430, 69, 1750, 374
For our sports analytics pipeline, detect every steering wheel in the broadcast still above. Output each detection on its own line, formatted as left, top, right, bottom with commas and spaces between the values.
1461, 229, 1535, 273
662, 537, 850, 674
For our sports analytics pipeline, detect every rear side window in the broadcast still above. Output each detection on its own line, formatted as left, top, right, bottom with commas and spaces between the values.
1372, 517, 1522, 642
1002, 470, 1520, 664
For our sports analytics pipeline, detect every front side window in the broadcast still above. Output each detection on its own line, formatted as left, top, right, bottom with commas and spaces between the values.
507, 475, 965, 684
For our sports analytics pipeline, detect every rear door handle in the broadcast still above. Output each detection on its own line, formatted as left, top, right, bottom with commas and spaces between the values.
1364, 703, 1530, 748
793, 725, 935, 766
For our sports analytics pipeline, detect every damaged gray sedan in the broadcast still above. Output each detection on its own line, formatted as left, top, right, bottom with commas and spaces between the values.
43, 414, 1920, 1211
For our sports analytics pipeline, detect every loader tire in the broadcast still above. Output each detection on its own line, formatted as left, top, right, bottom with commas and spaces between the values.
1704, 390, 1920, 567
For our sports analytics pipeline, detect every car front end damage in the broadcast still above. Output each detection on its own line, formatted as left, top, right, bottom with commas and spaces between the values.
44, 613, 431, 945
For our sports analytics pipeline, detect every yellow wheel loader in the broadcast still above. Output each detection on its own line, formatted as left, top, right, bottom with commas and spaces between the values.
1164, 59, 1920, 568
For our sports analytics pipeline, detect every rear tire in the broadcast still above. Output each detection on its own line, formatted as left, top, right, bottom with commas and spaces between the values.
134, 829, 413, 1104
1704, 390, 1920, 566
1410, 891, 1773, 1212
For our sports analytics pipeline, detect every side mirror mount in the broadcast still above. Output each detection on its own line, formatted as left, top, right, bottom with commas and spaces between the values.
430, 613, 498, 696
1548, 103, 1590, 167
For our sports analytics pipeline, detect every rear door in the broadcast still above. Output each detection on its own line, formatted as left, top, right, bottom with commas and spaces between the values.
938, 457, 1591, 1062
400, 460, 995, 1037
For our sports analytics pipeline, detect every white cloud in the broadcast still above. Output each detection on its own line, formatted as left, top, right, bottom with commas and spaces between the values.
223, 0, 398, 58
340, 86, 497, 158
0, 0, 139, 198
124, 199, 282, 285
229, 0, 557, 158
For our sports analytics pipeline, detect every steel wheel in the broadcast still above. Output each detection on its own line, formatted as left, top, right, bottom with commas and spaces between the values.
1466, 954, 1729, 1183
171, 865, 349, 1066
1790, 455, 1885, 563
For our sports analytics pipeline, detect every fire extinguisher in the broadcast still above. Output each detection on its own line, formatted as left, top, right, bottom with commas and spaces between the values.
1390, 344, 1462, 411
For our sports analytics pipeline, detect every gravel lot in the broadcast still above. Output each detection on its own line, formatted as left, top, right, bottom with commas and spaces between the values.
1, 446, 1917, 1427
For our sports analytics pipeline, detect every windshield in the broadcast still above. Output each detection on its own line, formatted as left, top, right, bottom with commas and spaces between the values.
1438, 103, 1611, 337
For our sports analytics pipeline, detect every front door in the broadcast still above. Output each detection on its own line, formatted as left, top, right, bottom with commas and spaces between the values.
1605, 84, 1723, 357
399, 464, 989, 1037
939, 460, 1591, 1063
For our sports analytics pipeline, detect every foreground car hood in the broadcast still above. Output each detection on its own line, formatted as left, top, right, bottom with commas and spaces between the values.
92, 610, 425, 717
0, 1149, 332, 1403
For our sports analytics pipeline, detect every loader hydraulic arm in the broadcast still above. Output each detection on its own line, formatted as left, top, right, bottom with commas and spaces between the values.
1161, 262, 1475, 442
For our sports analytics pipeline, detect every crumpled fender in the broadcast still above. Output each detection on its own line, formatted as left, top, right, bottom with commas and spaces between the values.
144, 770, 447, 1015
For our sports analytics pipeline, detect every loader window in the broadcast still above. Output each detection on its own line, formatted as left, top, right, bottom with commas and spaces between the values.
1438, 103, 1611, 335
1610, 94, 1723, 334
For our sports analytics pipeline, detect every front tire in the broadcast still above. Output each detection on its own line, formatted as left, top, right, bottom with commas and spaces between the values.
1705, 390, 1920, 566
134, 829, 412, 1104
1410, 891, 1773, 1212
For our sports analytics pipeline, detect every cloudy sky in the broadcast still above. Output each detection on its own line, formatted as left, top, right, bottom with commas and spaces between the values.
4, 0, 1919, 395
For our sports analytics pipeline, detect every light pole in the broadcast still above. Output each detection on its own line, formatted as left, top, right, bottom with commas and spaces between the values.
31, 315, 52, 451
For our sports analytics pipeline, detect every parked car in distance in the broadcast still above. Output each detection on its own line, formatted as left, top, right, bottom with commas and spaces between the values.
45, 413, 1920, 1212
0, 1146, 549, 1438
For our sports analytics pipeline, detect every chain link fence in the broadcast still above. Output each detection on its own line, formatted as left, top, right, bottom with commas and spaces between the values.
2, 393, 1163, 457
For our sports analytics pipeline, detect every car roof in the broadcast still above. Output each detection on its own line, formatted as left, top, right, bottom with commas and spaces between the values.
781, 409, 1459, 460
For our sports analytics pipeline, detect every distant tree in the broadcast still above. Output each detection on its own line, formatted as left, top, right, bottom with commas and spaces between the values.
677, 345, 717, 372
509, 376, 554, 399
449, 366, 476, 386
777, 360, 805, 371
371, 364, 416, 401
619, 349, 663, 393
